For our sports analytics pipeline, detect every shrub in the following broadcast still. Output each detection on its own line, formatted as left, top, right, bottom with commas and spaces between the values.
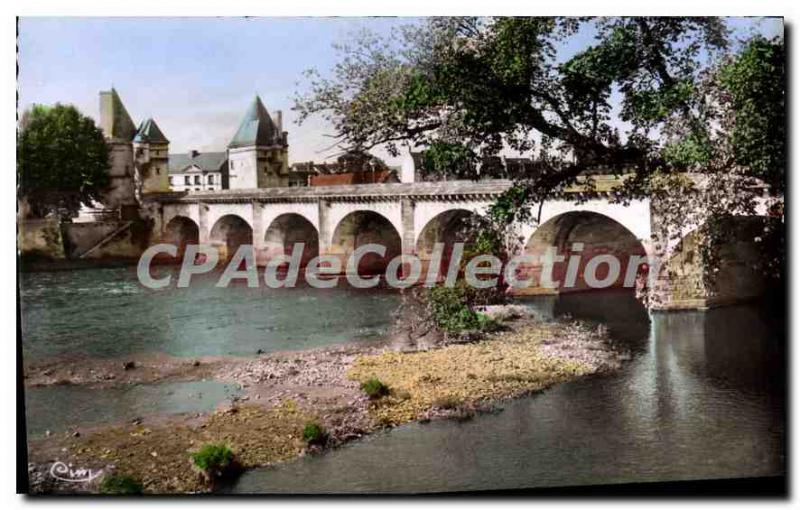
302, 422, 328, 445
361, 377, 389, 399
98, 474, 143, 495
427, 286, 499, 333
190, 443, 234, 474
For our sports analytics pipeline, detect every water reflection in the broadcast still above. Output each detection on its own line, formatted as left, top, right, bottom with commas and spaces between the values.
230, 292, 785, 493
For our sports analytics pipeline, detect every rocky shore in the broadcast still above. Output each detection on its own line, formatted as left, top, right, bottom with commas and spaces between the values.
25, 308, 626, 494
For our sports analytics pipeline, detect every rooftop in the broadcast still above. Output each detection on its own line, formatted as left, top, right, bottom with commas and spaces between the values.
228, 95, 282, 149
100, 87, 137, 141
168, 151, 227, 174
133, 118, 169, 144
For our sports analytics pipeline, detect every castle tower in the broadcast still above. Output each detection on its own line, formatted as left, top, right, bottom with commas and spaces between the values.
99, 88, 138, 214
133, 118, 170, 195
226, 96, 289, 189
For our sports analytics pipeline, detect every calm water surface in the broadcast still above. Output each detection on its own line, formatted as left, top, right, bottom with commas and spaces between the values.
230, 293, 785, 493
20, 266, 399, 360
25, 380, 242, 437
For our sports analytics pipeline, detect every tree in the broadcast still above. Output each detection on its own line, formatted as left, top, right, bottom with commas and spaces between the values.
295, 17, 784, 286
335, 148, 388, 173
647, 35, 785, 286
18, 104, 110, 219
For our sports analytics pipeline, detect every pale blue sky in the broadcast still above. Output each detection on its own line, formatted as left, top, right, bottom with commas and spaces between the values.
18, 17, 782, 165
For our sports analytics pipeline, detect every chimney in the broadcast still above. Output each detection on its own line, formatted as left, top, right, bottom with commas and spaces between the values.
190, 149, 199, 159
274, 110, 283, 133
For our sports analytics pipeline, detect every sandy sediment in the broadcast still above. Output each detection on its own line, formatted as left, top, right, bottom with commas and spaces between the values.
25, 310, 625, 494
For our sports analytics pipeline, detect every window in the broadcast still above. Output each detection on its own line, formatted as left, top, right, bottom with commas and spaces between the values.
194, 175, 201, 185
184, 176, 190, 185
169, 177, 174, 185
208, 175, 214, 185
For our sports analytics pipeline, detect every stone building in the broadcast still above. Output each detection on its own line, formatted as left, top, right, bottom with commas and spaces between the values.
168, 151, 226, 192
165, 95, 291, 192
96, 89, 411, 203
98, 88, 140, 217
226, 95, 289, 189
133, 118, 170, 195
97, 88, 173, 216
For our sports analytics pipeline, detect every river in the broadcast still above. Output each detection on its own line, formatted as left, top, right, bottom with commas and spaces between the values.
20, 266, 399, 360
20, 268, 785, 492
230, 292, 785, 493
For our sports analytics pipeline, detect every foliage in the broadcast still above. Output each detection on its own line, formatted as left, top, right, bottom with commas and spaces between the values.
649, 36, 785, 290
295, 18, 784, 286
190, 443, 234, 473
422, 141, 476, 180
18, 103, 110, 219
361, 377, 389, 399
718, 37, 784, 194
295, 17, 727, 173
98, 474, 144, 495
428, 285, 498, 333
302, 422, 328, 445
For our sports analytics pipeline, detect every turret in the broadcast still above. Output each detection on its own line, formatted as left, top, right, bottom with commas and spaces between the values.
99, 88, 138, 214
226, 96, 289, 189
133, 118, 170, 194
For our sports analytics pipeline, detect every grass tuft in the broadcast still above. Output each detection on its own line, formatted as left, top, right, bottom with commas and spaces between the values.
190, 443, 234, 474
98, 474, 143, 495
361, 377, 389, 399
302, 422, 328, 446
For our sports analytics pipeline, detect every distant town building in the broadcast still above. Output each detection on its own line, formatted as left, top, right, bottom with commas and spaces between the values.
290, 153, 401, 187
309, 169, 399, 186
168, 151, 227, 192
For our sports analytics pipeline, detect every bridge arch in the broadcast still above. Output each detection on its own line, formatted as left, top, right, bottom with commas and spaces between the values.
415, 208, 480, 255
163, 216, 200, 260
264, 213, 319, 266
209, 214, 253, 261
330, 210, 402, 275
522, 211, 647, 293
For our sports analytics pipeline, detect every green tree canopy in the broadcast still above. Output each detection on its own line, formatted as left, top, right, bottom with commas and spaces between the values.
18, 103, 110, 218
295, 17, 783, 201
295, 18, 784, 283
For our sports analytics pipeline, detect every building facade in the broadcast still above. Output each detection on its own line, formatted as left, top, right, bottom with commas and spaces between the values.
226, 96, 289, 189
168, 151, 226, 192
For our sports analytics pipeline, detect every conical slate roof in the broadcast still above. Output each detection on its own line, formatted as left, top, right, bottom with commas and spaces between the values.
228, 96, 280, 148
133, 118, 169, 144
100, 88, 137, 140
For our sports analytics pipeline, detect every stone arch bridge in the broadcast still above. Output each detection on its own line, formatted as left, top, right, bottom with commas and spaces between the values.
144, 180, 765, 309
148, 181, 651, 284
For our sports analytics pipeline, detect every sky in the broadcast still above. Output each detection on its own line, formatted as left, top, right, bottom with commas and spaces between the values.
17, 17, 783, 166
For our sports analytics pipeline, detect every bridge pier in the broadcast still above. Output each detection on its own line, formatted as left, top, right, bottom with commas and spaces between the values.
399, 198, 416, 277
251, 201, 266, 264
318, 198, 331, 255
197, 202, 210, 245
